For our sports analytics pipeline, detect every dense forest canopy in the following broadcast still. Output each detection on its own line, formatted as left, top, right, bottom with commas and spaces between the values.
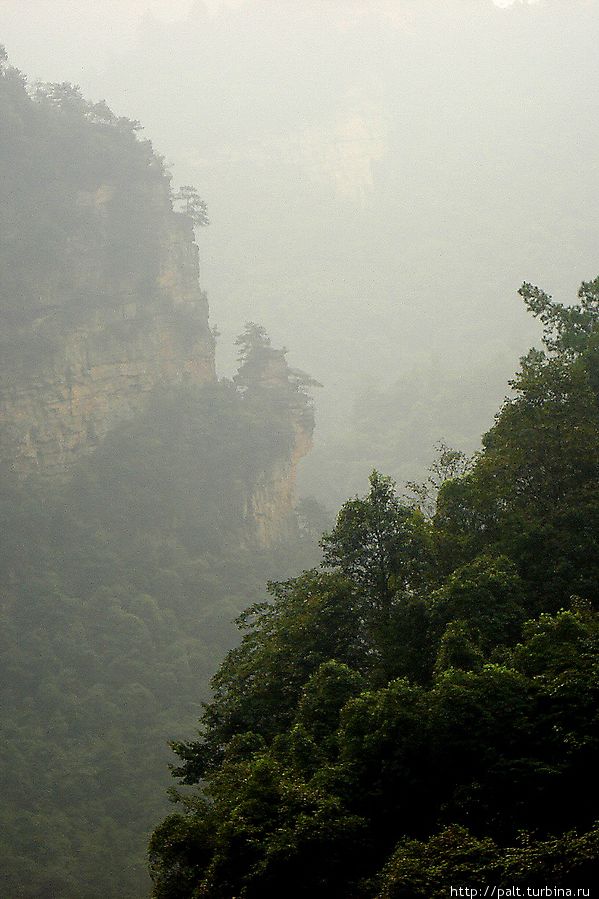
149, 281, 599, 897
0, 373, 322, 899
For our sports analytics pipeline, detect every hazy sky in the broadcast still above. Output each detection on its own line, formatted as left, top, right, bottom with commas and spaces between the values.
3, 0, 598, 500
2, 1, 593, 359
0, 0, 546, 76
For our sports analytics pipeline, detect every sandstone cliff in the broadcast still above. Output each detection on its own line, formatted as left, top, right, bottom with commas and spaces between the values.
0, 212, 215, 475
0, 62, 312, 542
234, 327, 316, 546
245, 416, 313, 546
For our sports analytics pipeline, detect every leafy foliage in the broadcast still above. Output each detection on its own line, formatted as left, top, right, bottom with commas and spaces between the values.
377, 824, 599, 899
150, 279, 599, 897
0, 376, 321, 898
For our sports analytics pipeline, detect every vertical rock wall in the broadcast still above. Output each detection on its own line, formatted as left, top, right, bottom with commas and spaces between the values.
0, 214, 215, 475
245, 416, 313, 547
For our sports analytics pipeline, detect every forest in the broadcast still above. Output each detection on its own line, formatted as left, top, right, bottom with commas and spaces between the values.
1, 4, 598, 896
0, 364, 324, 897
149, 282, 599, 897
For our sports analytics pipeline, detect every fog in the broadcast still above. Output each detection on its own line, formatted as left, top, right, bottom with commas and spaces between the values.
3, 4, 599, 895
3, 0, 598, 503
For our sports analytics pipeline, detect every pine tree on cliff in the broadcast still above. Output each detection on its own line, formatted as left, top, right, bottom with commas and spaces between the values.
234, 322, 321, 417
173, 185, 209, 227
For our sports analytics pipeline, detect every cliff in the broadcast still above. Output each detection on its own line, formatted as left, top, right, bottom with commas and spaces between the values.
238, 346, 314, 547
234, 325, 316, 546
0, 60, 312, 540
0, 54, 321, 899
247, 417, 313, 547
0, 213, 215, 475
0, 63, 213, 474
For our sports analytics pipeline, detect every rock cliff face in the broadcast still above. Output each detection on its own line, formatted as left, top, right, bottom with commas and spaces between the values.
246, 414, 313, 547
0, 64, 312, 543
0, 202, 314, 547
0, 204, 313, 544
234, 339, 315, 546
0, 213, 215, 475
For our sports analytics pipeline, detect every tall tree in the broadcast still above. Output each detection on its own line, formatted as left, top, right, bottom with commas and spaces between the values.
150, 277, 599, 898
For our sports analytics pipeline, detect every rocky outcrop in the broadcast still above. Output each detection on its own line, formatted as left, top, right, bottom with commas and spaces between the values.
0, 198, 312, 548
0, 67, 313, 542
246, 414, 313, 547
236, 342, 316, 547
0, 213, 215, 475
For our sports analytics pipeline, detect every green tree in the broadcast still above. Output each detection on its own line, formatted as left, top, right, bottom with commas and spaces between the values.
150, 278, 599, 897
321, 471, 426, 609
234, 323, 286, 392
320, 471, 435, 681
377, 824, 599, 898
435, 278, 599, 611
430, 554, 525, 649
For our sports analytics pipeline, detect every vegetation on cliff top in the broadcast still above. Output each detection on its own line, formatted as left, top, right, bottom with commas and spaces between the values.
149, 280, 599, 897
0, 46, 207, 334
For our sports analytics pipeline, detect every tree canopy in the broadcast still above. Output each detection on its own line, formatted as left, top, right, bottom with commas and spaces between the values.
149, 278, 599, 898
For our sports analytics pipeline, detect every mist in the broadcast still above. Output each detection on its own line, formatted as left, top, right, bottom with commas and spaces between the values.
2, 2, 599, 895
4, 0, 598, 504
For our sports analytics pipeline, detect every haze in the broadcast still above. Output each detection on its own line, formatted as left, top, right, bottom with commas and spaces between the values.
2, 0, 597, 504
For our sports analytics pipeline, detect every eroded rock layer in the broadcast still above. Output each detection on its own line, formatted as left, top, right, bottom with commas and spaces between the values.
0, 215, 215, 475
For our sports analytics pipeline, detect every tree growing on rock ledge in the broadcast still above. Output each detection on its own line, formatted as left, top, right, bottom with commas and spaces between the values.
173, 185, 209, 227
234, 322, 321, 424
